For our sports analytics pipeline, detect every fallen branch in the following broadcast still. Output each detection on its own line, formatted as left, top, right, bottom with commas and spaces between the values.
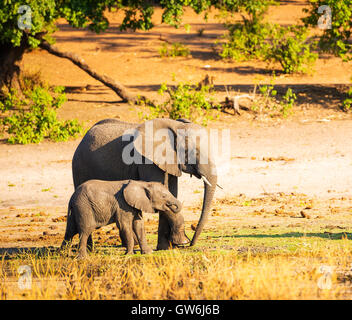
223, 86, 254, 115
159, 34, 172, 44
40, 41, 143, 103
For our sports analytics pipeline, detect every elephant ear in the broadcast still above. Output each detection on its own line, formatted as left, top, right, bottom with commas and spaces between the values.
133, 119, 183, 177
123, 181, 154, 213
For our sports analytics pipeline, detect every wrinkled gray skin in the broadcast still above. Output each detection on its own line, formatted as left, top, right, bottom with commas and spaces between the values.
72, 118, 217, 249
61, 180, 188, 258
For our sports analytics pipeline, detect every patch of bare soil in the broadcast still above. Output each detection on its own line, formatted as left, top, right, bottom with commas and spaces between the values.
1, 1, 352, 250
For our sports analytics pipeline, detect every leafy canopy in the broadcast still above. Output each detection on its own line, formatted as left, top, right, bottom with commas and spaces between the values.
0, 0, 215, 49
1, 0, 281, 49
303, 0, 352, 61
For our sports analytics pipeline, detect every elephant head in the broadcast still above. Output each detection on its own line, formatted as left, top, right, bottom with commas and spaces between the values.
123, 180, 189, 246
132, 118, 218, 246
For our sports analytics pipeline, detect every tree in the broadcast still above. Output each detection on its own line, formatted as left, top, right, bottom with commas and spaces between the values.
0, 0, 219, 102
302, 0, 352, 61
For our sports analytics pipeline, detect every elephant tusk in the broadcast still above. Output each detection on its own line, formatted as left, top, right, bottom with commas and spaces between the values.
201, 175, 212, 187
216, 183, 223, 190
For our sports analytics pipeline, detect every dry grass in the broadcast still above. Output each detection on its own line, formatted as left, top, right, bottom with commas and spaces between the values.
1, 240, 352, 300
2, 193, 352, 300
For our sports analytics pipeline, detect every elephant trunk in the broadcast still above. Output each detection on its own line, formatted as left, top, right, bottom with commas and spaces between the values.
169, 212, 190, 245
190, 163, 217, 246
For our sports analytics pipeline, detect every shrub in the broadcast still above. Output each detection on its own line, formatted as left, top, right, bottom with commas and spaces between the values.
0, 84, 83, 144
342, 86, 352, 112
279, 88, 297, 117
159, 42, 190, 58
217, 0, 273, 61
217, 1, 317, 74
250, 78, 297, 117
140, 82, 219, 125
219, 21, 271, 61
303, 1, 351, 112
268, 25, 318, 74
302, 0, 352, 61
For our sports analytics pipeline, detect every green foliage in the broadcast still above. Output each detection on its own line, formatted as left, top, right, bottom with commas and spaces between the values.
279, 88, 297, 117
268, 25, 318, 74
217, 0, 275, 20
218, 0, 274, 61
250, 78, 297, 117
0, 0, 215, 51
303, 0, 352, 61
217, 0, 317, 73
0, 0, 120, 50
140, 82, 219, 125
159, 42, 190, 58
342, 86, 352, 112
0, 0, 57, 48
119, 1, 154, 31
219, 21, 271, 61
0, 84, 82, 144
160, 0, 213, 27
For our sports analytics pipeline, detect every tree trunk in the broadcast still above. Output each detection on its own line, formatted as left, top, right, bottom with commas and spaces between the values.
0, 40, 27, 95
39, 41, 142, 103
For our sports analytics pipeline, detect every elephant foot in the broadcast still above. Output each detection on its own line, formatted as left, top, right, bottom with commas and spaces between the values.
171, 232, 190, 247
156, 240, 173, 251
141, 247, 153, 254
59, 241, 72, 256
157, 241, 189, 250
76, 252, 87, 260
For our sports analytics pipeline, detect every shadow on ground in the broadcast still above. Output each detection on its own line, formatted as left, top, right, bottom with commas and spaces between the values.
212, 232, 352, 240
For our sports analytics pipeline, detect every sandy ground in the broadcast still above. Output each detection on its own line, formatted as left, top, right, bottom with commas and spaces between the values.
1, 1, 352, 249
1, 119, 352, 210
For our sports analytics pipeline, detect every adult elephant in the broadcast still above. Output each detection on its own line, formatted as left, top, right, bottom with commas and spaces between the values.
72, 118, 217, 249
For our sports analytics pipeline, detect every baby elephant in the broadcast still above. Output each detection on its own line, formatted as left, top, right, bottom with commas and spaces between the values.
61, 180, 188, 258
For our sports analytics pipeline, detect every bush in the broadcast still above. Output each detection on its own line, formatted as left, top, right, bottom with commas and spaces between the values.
0, 84, 83, 144
279, 88, 297, 117
217, 1, 317, 74
250, 78, 297, 117
140, 82, 219, 125
159, 42, 190, 58
268, 25, 318, 74
342, 86, 352, 112
217, 0, 273, 61
302, 0, 352, 61
219, 21, 271, 61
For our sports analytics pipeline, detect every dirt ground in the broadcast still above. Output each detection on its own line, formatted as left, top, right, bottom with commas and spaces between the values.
1, 1, 352, 251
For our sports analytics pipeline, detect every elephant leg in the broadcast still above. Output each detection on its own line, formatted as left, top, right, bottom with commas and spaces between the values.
87, 234, 94, 252
157, 175, 181, 250
119, 228, 127, 247
60, 213, 77, 251
156, 212, 172, 250
120, 229, 138, 248
119, 217, 135, 255
156, 174, 181, 250
133, 216, 152, 254
123, 229, 135, 255
77, 232, 90, 259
